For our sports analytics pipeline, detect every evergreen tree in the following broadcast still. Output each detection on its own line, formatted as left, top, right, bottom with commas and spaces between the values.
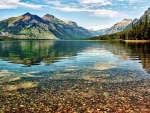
145, 15, 148, 29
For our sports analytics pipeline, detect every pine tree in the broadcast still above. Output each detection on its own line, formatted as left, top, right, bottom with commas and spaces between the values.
132, 22, 134, 29
145, 15, 148, 29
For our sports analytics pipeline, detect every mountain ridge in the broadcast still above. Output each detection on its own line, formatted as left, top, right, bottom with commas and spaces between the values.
0, 13, 91, 40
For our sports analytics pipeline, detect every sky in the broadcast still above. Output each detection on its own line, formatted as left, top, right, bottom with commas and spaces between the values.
0, 0, 150, 30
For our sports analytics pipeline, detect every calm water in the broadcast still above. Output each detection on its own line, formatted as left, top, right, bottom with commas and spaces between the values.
1, 40, 150, 112
0, 40, 150, 81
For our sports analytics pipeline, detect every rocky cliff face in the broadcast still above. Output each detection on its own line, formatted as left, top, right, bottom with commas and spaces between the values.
104, 19, 132, 34
0, 13, 91, 39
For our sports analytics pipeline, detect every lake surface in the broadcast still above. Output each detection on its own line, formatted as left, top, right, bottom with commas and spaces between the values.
0, 40, 150, 112
0, 40, 150, 79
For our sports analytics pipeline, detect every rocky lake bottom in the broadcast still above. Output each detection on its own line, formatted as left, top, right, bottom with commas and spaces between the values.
0, 69, 150, 113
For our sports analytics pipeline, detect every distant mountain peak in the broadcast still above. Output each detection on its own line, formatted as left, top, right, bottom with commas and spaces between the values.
122, 18, 132, 22
89, 28, 109, 36
42, 14, 62, 23
23, 12, 32, 16
123, 18, 128, 20
88, 28, 94, 31
118, 18, 132, 25
43, 14, 55, 18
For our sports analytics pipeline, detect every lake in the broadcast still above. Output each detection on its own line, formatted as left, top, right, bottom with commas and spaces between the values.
0, 40, 150, 112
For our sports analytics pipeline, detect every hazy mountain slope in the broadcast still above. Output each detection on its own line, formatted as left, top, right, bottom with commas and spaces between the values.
104, 19, 132, 34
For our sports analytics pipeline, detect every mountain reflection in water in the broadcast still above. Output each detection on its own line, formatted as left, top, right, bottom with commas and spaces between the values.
0, 40, 150, 74
0, 40, 89, 66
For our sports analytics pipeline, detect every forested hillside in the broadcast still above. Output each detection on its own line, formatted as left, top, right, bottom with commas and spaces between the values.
90, 15, 150, 40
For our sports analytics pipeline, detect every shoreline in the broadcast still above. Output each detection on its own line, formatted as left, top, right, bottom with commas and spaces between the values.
123, 40, 150, 43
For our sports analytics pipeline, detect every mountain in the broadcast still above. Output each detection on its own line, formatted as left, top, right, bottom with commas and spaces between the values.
89, 28, 109, 36
104, 19, 132, 34
42, 14, 91, 39
0, 13, 57, 39
0, 13, 91, 40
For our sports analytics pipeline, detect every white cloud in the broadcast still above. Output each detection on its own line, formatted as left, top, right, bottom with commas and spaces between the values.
46, 0, 121, 18
91, 9, 120, 17
46, 1, 61, 6
52, 6, 120, 18
87, 25, 109, 30
79, 0, 112, 5
53, 6, 82, 12
0, 0, 43, 9
31, 0, 39, 2
129, 0, 145, 3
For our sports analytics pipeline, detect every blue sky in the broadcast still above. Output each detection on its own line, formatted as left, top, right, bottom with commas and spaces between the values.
0, 0, 150, 30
